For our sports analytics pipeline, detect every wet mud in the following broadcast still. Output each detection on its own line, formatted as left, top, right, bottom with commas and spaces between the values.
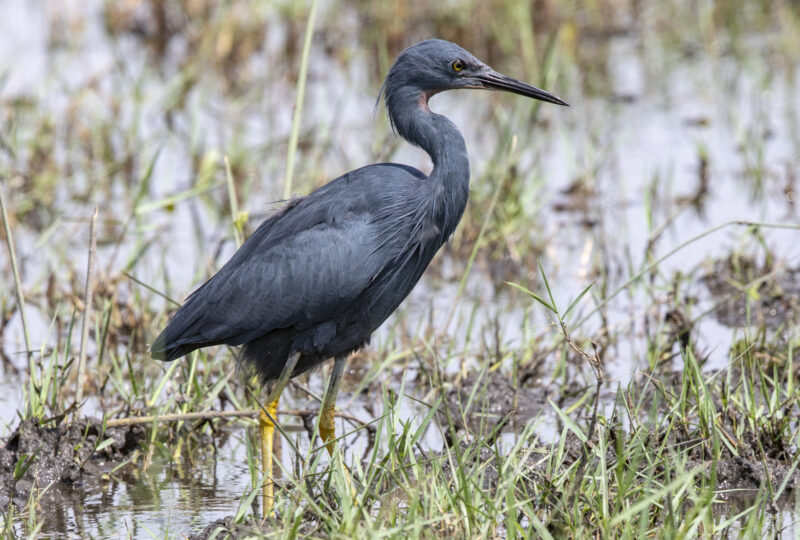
0, 417, 145, 507
704, 256, 800, 329
442, 354, 557, 438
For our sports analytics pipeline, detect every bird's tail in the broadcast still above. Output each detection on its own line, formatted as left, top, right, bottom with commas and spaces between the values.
149, 335, 197, 361
150, 308, 212, 361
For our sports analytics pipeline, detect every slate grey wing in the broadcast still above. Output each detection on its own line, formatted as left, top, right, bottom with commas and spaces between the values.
150, 206, 390, 365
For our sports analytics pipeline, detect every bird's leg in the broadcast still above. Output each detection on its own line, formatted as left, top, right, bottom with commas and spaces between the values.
259, 402, 277, 517
259, 352, 300, 518
318, 356, 359, 507
318, 356, 346, 456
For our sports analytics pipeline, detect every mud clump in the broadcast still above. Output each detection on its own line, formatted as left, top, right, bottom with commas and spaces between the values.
0, 417, 145, 506
703, 256, 800, 329
707, 455, 800, 492
444, 368, 551, 438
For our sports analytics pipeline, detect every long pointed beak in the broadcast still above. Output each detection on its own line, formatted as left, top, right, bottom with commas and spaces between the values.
473, 70, 568, 106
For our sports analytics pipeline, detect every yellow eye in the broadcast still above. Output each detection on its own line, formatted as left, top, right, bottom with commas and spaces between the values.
451, 59, 464, 72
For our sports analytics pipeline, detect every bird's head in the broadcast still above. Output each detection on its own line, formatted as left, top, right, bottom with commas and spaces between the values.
379, 39, 568, 110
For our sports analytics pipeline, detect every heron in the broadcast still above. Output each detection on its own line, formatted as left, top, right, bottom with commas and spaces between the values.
151, 38, 567, 515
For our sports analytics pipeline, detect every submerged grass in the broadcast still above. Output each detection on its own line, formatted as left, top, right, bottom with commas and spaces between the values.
1, 0, 800, 538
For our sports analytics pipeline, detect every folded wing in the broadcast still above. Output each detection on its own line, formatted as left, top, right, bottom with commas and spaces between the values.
151, 199, 390, 361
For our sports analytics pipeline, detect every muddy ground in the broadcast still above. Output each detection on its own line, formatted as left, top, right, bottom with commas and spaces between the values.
704, 256, 800, 330
0, 417, 145, 507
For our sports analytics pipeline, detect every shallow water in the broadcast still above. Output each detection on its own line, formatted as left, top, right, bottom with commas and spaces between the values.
1, 0, 799, 537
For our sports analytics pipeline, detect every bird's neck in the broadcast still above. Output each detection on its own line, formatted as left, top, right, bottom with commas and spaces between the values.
390, 88, 470, 235
391, 89, 469, 170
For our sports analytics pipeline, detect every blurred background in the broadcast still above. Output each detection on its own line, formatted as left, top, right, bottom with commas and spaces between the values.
1, 0, 799, 537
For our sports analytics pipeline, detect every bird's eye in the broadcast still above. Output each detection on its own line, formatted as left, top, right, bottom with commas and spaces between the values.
451, 59, 464, 72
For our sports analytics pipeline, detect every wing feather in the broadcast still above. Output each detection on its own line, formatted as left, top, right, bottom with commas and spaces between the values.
151, 163, 424, 361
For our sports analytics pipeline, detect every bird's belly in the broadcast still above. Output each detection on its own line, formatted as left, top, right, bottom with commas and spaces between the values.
244, 238, 443, 382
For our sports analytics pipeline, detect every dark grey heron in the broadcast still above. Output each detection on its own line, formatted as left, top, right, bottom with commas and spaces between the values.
151, 38, 567, 515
